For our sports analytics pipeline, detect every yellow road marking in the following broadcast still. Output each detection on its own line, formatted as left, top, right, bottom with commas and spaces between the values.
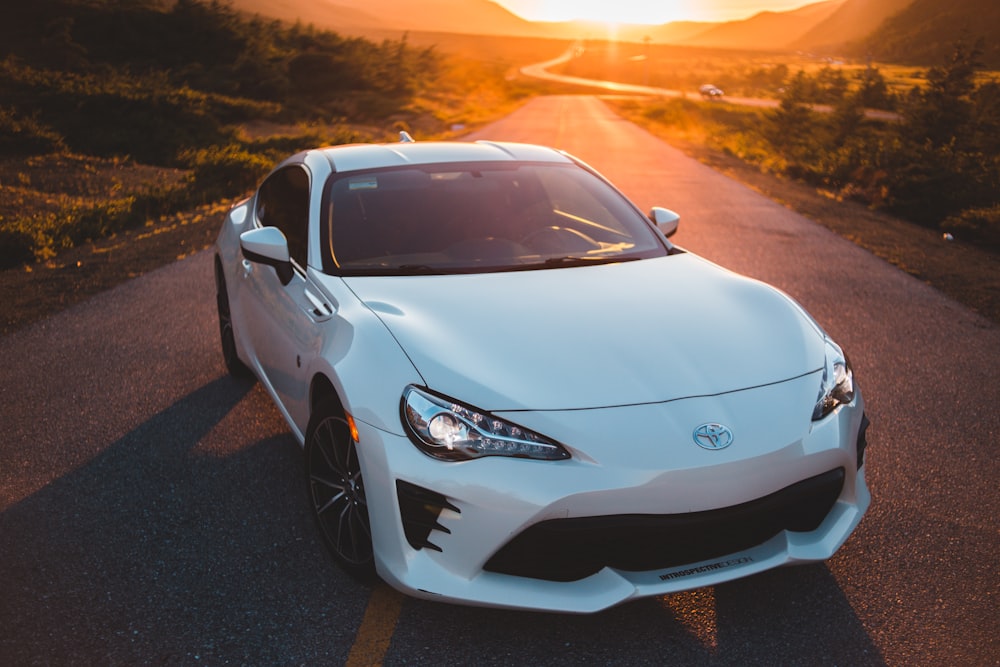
345, 584, 405, 666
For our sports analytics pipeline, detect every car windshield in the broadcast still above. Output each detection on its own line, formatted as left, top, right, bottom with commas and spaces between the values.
323, 161, 667, 275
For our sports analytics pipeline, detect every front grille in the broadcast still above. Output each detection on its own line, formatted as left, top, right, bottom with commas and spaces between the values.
396, 480, 460, 553
484, 468, 845, 582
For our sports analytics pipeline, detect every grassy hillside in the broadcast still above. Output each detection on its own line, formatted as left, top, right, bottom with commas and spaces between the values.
793, 0, 912, 52
855, 0, 1000, 67
0, 0, 545, 268
2, 0, 442, 153
677, 1, 844, 50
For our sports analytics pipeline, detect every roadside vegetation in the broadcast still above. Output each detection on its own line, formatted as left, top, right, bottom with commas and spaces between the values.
569, 40, 1000, 251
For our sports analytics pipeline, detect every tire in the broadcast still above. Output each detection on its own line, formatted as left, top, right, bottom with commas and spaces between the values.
306, 398, 376, 581
214, 260, 253, 380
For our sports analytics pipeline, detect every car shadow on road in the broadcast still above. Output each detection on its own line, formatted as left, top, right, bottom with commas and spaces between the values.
0, 374, 370, 665
0, 371, 887, 665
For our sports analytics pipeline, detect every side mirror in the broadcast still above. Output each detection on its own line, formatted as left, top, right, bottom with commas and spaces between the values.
650, 207, 680, 238
240, 226, 294, 285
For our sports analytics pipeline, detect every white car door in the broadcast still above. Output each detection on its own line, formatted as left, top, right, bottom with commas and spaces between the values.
239, 164, 332, 432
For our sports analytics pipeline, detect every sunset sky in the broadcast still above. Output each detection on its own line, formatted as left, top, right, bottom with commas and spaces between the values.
494, 0, 818, 24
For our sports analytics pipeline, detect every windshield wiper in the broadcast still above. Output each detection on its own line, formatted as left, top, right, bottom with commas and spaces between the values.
541, 255, 639, 268
396, 264, 440, 274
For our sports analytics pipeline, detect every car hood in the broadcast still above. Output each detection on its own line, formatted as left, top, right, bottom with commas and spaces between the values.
339, 255, 826, 411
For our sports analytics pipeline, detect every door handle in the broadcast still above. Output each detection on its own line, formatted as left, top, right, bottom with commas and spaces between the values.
304, 288, 334, 320
241, 259, 253, 277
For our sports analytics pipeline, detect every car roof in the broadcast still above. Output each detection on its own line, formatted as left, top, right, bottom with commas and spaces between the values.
308, 140, 575, 174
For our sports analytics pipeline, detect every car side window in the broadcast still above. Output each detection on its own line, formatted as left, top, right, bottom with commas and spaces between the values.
256, 165, 310, 268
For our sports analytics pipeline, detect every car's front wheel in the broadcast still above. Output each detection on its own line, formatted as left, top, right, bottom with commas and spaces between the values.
306, 399, 376, 581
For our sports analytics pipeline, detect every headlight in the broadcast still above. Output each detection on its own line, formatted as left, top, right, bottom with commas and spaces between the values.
812, 339, 855, 420
402, 386, 570, 461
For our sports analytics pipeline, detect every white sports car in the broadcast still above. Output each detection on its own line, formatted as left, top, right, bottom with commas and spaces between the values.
214, 137, 870, 613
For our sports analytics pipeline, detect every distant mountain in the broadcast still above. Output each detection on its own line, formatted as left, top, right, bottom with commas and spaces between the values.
226, 0, 998, 67
232, 0, 384, 31
792, 0, 913, 52
229, 0, 555, 37
674, 1, 845, 50
318, 0, 539, 36
853, 0, 1000, 67
227, 0, 831, 46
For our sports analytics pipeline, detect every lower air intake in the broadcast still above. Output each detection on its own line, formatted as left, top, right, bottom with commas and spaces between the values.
484, 468, 845, 582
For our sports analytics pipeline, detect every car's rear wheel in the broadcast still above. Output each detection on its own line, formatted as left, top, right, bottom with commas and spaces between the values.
306, 399, 376, 581
214, 260, 252, 379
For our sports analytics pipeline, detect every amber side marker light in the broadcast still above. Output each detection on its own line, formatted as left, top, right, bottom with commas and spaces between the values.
346, 412, 360, 443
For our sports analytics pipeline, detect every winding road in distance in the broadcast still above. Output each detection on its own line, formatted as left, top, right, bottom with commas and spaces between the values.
1, 95, 996, 666
522, 47, 901, 120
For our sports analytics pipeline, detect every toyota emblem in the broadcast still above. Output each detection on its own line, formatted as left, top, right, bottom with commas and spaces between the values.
693, 423, 734, 450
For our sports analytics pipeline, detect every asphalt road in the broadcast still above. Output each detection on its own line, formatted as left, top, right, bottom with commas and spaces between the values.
2, 96, 997, 665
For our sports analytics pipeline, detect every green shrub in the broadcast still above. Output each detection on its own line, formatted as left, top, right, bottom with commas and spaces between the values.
69, 198, 135, 244
642, 99, 699, 130
0, 181, 194, 265
182, 144, 273, 202
0, 106, 65, 155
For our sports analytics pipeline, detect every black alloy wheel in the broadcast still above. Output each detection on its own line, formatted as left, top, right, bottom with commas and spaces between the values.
306, 400, 376, 580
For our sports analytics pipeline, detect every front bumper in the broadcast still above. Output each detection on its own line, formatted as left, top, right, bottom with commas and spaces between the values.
354, 378, 870, 613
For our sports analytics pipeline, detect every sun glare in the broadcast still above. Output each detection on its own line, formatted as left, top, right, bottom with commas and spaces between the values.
500, 1, 819, 24
530, 0, 692, 24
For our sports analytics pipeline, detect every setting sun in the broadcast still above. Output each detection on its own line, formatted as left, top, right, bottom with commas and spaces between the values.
533, 0, 687, 24
495, 0, 817, 24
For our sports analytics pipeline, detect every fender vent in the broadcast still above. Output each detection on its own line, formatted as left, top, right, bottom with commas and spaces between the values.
857, 413, 871, 470
396, 480, 460, 553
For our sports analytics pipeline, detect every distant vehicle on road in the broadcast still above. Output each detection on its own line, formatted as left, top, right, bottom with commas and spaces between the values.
213, 136, 870, 613
699, 84, 724, 98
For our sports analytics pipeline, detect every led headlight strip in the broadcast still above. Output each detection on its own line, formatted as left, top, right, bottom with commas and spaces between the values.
402, 386, 570, 461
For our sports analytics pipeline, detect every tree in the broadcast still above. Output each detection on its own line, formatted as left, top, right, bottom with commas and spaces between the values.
885, 39, 998, 227
829, 92, 866, 148
815, 66, 849, 104
903, 38, 982, 149
855, 63, 894, 110
765, 71, 821, 174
